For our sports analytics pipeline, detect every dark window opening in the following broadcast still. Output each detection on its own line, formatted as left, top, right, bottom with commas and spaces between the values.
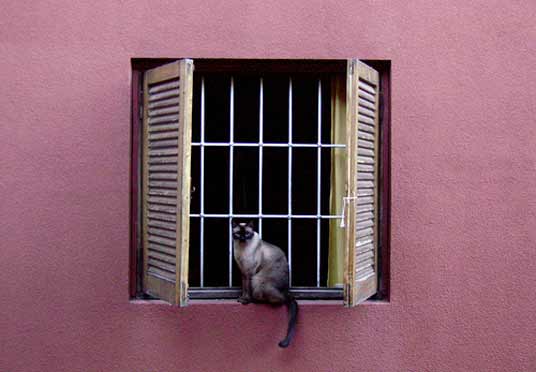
188, 72, 337, 294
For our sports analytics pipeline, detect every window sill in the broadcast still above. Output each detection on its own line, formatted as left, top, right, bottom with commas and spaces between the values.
130, 287, 389, 306
129, 298, 389, 306
188, 287, 344, 301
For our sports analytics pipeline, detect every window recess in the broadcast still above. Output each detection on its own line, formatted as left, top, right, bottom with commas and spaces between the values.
132, 59, 389, 306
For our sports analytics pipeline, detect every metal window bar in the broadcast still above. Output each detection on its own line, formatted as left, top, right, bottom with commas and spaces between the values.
194, 74, 347, 290
288, 77, 293, 286
191, 142, 344, 148
258, 78, 264, 238
316, 79, 322, 287
228, 77, 235, 287
192, 214, 343, 219
200, 77, 206, 287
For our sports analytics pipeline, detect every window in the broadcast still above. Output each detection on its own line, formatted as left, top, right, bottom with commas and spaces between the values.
130, 59, 390, 306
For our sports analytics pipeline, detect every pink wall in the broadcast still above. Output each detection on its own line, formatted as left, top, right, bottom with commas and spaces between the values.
1, 1, 535, 371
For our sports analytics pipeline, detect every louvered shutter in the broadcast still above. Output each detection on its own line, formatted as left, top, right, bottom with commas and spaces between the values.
344, 60, 380, 306
142, 60, 193, 306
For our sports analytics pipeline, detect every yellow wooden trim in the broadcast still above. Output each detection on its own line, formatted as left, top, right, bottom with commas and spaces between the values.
343, 59, 359, 307
353, 60, 380, 305
327, 74, 347, 288
175, 59, 194, 307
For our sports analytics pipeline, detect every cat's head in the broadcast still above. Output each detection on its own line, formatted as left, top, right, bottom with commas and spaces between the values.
231, 220, 255, 242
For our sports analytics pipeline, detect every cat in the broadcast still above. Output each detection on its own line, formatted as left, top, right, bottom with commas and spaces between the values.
232, 220, 299, 348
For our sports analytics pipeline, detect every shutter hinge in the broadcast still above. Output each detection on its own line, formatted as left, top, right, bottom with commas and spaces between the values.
349, 62, 354, 75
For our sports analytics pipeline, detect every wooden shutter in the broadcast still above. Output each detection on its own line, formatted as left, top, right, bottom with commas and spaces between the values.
142, 60, 193, 306
344, 60, 380, 306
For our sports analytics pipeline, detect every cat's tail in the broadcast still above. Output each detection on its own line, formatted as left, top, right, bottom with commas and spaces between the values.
278, 295, 298, 348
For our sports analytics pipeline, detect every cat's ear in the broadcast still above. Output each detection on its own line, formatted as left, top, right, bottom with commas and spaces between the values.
246, 220, 255, 229
231, 219, 238, 228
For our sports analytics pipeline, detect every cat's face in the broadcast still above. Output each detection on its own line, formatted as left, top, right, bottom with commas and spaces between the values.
232, 220, 255, 242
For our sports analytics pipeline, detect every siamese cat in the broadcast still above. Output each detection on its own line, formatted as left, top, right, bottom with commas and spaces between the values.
232, 220, 298, 348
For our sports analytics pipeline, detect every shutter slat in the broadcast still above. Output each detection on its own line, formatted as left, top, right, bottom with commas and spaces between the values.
356, 235, 372, 247
148, 106, 180, 117
149, 139, 179, 148
358, 123, 375, 133
148, 242, 177, 256
149, 123, 180, 132
148, 156, 178, 165
358, 89, 375, 103
148, 227, 177, 240
149, 131, 179, 140
148, 219, 177, 231
357, 180, 374, 188
148, 204, 176, 214
356, 250, 374, 263
358, 80, 376, 94
356, 227, 374, 238
358, 115, 375, 126
356, 203, 374, 213
148, 250, 176, 264
148, 181, 178, 189
148, 212, 177, 223
148, 267, 176, 282
148, 188, 178, 197
357, 163, 374, 172
148, 173, 177, 181
356, 219, 373, 230
148, 96, 180, 109
357, 196, 374, 205
358, 147, 375, 157
148, 80, 180, 93
357, 172, 374, 180
148, 88, 180, 102
358, 139, 374, 149
358, 131, 375, 141
358, 106, 376, 119
149, 164, 179, 173
148, 114, 179, 125
149, 148, 178, 157
356, 242, 373, 253
356, 266, 375, 280
356, 236, 373, 248
358, 156, 375, 164
356, 259, 374, 273
148, 235, 176, 248
357, 188, 374, 196
148, 258, 176, 273
148, 196, 177, 205
358, 98, 375, 110
356, 211, 374, 222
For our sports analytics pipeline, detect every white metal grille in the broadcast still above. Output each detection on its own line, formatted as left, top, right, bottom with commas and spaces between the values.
192, 76, 346, 288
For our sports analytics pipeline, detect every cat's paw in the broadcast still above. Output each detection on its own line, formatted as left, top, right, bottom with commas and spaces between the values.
237, 296, 251, 305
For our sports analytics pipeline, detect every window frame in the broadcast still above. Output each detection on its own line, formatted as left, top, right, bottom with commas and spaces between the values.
130, 59, 391, 303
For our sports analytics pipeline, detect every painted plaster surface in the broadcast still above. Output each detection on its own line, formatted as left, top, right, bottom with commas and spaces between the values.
1, 1, 535, 371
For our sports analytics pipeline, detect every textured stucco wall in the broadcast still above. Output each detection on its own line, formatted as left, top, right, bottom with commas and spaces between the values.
1, 1, 536, 371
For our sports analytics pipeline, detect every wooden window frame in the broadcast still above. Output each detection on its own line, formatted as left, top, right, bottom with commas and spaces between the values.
130, 59, 391, 303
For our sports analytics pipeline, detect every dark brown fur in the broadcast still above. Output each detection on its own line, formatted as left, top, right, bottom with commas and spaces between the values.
232, 221, 298, 348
